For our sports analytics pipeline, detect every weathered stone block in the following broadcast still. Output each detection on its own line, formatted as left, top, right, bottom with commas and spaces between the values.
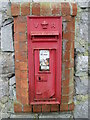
2, 100, 13, 113
1, 113, 10, 119
9, 76, 16, 86
75, 77, 88, 95
2, 18, 13, 26
0, 2, 8, 11
73, 100, 88, 118
9, 86, 13, 99
1, 23, 14, 51
0, 102, 4, 112
75, 6, 88, 54
0, 2, 11, 22
75, 56, 88, 76
75, 0, 89, 8
81, 11, 88, 21
0, 53, 14, 75
10, 113, 38, 118
0, 96, 9, 104
0, 13, 2, 27
9, 76, 16, 99
9, 85, 16, 100
0, 80, 9, 99
79, 21, 88, 42
75, 94, 88, 102
79, 76, 88, 86
39, 112, 73, 118
75, 21, 88, 53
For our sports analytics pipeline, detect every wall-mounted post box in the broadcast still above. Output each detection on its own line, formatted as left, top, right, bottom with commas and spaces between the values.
27, 17, 62, 104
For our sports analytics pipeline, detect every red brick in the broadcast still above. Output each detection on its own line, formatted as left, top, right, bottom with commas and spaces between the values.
11, 3, 20, 16
66, 18, 75, 32
19, 51, 27, 62
21, 89, 29, 105
32, 3, 40, 15
62, 80, 69, 87
16, 84, 22, 103
21, 95, 29, 105
21, 80, 28, 89
51, 3, 60, 15
70, 68, 74, 79
62, 86, 69, 95
20, 62, 27, 70
62, 95, 69, 103
66, 21, 75, 32
62, 16, 72, 22
14, 18, 16, 25
16, 86, 21, 99
65, 40, 72, 51
71, 32, 75, 41
23, 105, 32, 112
72, 43, 75, 52
20, 70, 27, 80
14, 23, 16, 34
69, 93, 74, 103
51, 104, 59, 112
60, 103, 68, 111
15, 61, 20, 69
19, 42, 27, 52
14, 33, 19, 41
65, 69, 70, 80
16, 93, 22, 102
21, 88, 28, 97
21, 3, 30, 16
63, 32, 71, 41
71, 48, 74, 59
14, 41, 19, 51
16, 82, 21, 91
71, 3, 77, 16
40, 3, 51, 16
19, 33, 27, 42
15, 51, 20, 60
14, 16, 27, 24
42, 105, 51, 112
15, 23, 26, 33
68, 102, 75, 111
64, 51, 70, 61
61, 3, 70, 16
16, 95, 22, 104
72, 18, 75, 31
64, 61, 71, 69
15, 70, 20, 78
16, 78, 21, 87
14, 103, 22, 113
33, 105, 42, 113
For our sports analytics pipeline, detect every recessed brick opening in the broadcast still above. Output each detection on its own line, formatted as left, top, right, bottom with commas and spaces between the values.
11, 2, 77, 113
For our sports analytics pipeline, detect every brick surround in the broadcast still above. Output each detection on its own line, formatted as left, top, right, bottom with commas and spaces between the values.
11, 2, 77, 113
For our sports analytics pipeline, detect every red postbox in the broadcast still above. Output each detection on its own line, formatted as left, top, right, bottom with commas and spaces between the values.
27, 17, 62, 105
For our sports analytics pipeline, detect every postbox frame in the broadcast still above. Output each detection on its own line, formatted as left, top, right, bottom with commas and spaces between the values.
27, 16, 62, 105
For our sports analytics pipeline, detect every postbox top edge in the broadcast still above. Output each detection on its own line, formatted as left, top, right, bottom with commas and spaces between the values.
27, 16, 62, 19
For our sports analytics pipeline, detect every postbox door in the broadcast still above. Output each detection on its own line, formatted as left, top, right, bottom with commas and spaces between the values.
34, 49, 56, 100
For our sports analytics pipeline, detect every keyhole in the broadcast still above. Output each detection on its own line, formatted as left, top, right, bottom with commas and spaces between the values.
39, 77, 41, 81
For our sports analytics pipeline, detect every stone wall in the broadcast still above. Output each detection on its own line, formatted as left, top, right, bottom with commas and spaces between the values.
74, 0, 88, 118
0, 0, 89, 119
0, 2, 15, 119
